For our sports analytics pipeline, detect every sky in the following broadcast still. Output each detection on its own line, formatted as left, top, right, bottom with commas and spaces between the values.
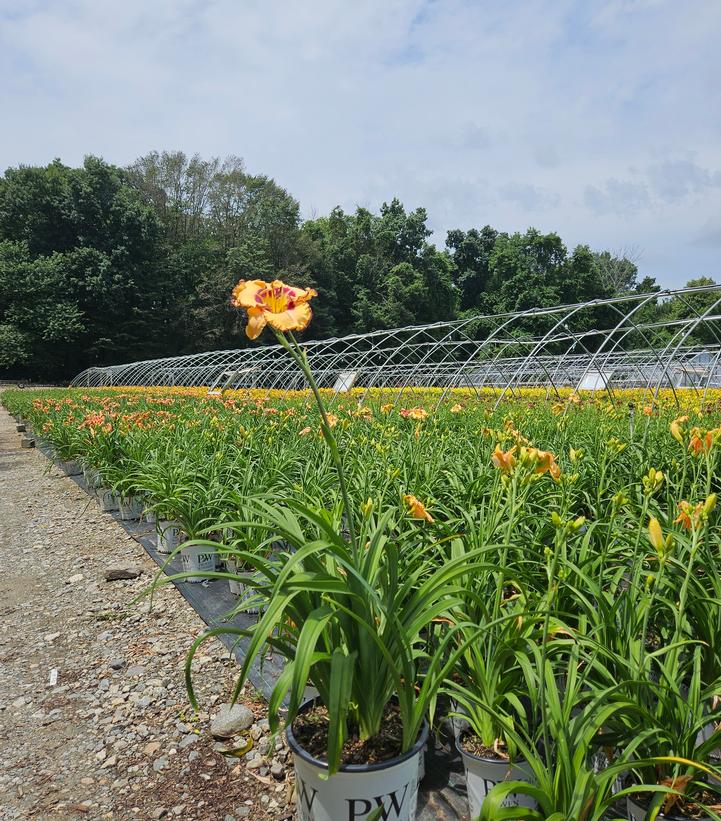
1, 0, 720, 287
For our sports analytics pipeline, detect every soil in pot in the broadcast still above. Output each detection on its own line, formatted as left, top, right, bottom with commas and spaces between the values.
293, 702, 404, 766
627, 789, 719, 820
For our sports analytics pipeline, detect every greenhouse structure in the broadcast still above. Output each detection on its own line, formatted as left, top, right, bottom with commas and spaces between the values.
71, 284, 721, 406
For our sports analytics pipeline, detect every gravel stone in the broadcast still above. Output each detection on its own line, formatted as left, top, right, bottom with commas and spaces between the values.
104, 565, 143, 581
153, 756, 169, 772
0, 400, 294, 820
210, 703, 254, 738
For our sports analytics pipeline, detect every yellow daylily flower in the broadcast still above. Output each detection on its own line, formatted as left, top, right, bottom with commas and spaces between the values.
231, 279, 317, 340
670, 415, 689, 444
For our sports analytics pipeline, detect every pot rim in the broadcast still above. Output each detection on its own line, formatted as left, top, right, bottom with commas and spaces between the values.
286, 697, 428, 774
454, 735, 525, 766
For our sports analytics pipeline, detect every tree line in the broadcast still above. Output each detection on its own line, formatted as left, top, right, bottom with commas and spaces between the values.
0, 153, 715, 379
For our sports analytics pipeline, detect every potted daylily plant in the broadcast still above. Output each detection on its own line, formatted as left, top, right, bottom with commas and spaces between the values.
446, 591, 541, 818
183, 279, 486, 821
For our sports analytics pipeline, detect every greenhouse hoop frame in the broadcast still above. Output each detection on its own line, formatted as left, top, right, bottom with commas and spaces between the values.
70, 284, 721, 409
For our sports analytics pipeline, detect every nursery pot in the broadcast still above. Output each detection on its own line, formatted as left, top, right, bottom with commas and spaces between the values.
225, 558, 262, 614
83, 467, 101, 490
119, 495, 144, 521
225, 556, 243, 595
180, 544, 218, 582
456, 738, 536, 819
58, 459, 82, 476
143, 507, 157, 525
97, 487, 120, 512
286, 700, 428, 821
156, 521, 181, 554
627, 795, 713, 821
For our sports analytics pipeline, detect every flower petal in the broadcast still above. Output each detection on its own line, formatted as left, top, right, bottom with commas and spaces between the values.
245, 307, 268, 340
232, 280, 268, 309
266, 303, 313, 333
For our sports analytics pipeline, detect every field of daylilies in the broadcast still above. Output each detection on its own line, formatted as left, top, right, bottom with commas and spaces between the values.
4, 380, 721, 821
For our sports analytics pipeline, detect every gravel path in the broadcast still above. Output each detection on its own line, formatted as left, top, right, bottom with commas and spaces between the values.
0, 404, 295, 821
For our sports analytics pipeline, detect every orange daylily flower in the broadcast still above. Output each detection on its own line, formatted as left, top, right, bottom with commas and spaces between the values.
674, 500, 702, 531
532, 448, 561, 479
400, 407, 429, 421
519, 447, 561, 479
688, 427, 717, 455
403, 494, 434, 523
674, 495, 717, 530
492, 445, 517, 474
231, 279, 317, 340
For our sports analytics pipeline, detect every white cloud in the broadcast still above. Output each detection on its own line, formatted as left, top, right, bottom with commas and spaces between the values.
1, 0, 720, 285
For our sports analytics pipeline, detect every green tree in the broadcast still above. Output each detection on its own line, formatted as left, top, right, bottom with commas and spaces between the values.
301, 199, 457, 336
0, 157, 163, 378
445, 225, 499, 312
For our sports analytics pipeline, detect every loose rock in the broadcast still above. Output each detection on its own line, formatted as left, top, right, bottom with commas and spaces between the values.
210, 703, 254, 738
104, 565, 143, 581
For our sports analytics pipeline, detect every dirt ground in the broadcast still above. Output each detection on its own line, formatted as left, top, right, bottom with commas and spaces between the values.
0, 401, 295, 821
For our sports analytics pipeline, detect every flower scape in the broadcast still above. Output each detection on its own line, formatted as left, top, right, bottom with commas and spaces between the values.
5, 279, 721, 820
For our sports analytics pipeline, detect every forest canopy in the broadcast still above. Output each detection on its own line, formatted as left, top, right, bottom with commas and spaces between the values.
0, 152, 713, 379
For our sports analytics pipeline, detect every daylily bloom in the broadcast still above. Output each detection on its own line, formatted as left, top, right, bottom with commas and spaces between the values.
675, 494, 718, 530
298, 426, 312, 436
674, 501, 701, 531
231, 279, 317, 340
492, 445, 517, 474
400, 407, 428, 421
450, 404, 463, 413
688, 427, 716, 455
531, 448, 561, 480
403, 494, 434, 523
669, 415, 689, 444
519, 447, 561, 479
